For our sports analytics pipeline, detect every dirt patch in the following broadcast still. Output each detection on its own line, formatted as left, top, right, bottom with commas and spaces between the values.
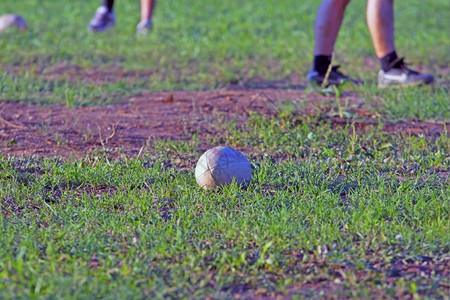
227, 254, 449, 299
4, 59, 450, 87
41, 63, 156, 85
2, 61, 155, 85
0, 89, 448, 158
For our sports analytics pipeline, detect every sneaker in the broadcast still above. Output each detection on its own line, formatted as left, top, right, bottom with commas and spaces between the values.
378, 58, 434, 88
136, 19, 153, 35
88, 6, 116, 32
307, 65, 363, 87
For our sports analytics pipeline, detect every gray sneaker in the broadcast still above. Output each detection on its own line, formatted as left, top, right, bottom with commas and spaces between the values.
378, 58, 434, 88
136, 19, 153, 35
89, 6, 116, 32
307, 65, 363, 87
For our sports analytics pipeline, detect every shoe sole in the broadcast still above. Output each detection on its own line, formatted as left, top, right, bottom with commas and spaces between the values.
88, 22, 115, 33
378, 79, 434, 89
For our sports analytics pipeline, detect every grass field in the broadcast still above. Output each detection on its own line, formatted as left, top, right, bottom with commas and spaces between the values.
1, 0, 449, 298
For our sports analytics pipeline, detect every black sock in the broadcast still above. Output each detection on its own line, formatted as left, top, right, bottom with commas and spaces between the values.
313, 55, 332, 75
103, 0, 115, 12
380, 51, 398, 72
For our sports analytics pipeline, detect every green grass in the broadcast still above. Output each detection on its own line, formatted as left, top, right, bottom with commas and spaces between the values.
1, 116, 449, 298
1, 0, 449, 119
0, 0, 449, 298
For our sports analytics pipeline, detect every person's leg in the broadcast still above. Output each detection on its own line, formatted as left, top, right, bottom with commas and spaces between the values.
137, 0, 156, 34
89, 0, 116, 32
367, 0, 434, 87
308, 0, 362, 86
366, 0, 395, 59
140, 0, 155, 23
314, 0, 350, 58
103, 0, 115, 12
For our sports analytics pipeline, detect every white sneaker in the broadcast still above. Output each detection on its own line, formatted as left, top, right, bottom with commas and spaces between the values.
136, 20, 153, 35
88, 6, 116, 32
377, 58, 434, 88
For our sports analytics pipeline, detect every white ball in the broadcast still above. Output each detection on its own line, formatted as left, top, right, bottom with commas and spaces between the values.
0, 14, 27, 33
195, 146, 252, 190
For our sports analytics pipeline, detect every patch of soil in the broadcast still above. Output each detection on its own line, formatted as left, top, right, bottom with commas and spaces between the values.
2, 61, 155, 85
0, 89, 448, 158
226, 254, 450, 299
41, 63, 156, 85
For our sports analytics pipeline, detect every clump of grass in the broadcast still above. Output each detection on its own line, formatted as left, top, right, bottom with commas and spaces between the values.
1, 121, 448, 298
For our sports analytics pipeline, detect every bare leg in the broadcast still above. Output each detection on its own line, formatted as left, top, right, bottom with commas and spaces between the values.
366, 0, 395, 58
314, 0, 351, 56
140, 0, 156, 22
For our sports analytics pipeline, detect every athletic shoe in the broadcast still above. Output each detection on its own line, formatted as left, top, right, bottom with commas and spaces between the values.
307, 65, 363, 87
88, 6, 116, 32
378, 58, 434, 88
136, 19, 153, 35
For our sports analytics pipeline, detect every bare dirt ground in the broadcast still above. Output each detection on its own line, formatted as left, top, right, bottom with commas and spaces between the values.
0, 88, 448, 159
1, 61, 448, 159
